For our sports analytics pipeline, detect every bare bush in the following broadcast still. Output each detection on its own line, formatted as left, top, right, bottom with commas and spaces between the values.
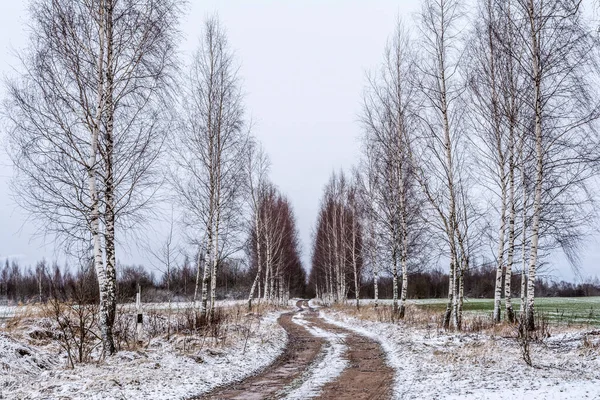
43, 298, 99, 367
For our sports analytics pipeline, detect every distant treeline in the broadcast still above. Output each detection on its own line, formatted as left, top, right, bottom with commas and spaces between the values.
1, 259, 596, 304
352, 266, 600, 300
0, 257, 307, 304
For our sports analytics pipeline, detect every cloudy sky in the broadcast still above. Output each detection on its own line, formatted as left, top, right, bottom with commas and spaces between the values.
0, 0, 598, 281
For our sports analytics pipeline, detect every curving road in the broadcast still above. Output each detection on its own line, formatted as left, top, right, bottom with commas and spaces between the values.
195, 300, 393, 400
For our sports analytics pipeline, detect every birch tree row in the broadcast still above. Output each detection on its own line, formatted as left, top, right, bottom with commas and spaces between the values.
170, 17, 248, 322
246, 181, 305, 308
309, 171, 363, 307
171, 18, 305, 317
310, 0, 600, 331
464, 0, 600, 330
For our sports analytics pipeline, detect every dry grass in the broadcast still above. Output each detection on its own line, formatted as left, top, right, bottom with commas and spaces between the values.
432, 340, 498, 366
330, 303, 442, 326
325, 302, 562, 340
2, 305, 46, 333
582, 331, 600, 350
2, 300, 290, 365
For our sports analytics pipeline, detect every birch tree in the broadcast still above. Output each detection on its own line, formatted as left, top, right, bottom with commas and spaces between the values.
172, 16, 247, 321
248, 185, 304, 305
245, 140, 271, 310
5, 0, 180, 354
361, 20, 422, 318
413, 0, 474, 329
347, 173, 363, 309
465, 0, 529, 323
356, 147, 383, 307
309, 171, 363, 304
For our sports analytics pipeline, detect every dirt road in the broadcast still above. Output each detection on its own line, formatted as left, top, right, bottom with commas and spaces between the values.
196, 300, 393, 400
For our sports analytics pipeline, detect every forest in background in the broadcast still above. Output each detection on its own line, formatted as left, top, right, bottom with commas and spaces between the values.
1, 257, 598, 305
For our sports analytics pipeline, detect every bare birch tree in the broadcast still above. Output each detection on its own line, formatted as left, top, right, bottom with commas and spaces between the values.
497, 0, 600, 330
245, 140, 271, 310
347, 172, 363, 309
310, 171, 362, 305
413, 0, 474, 329
465, 0, 530, 323
5, 0, 180, 354
248, 184, 304, 305
356, 146, 383, 307
171, 16, 247, 321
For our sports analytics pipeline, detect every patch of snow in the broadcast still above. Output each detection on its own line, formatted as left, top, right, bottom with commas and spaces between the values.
0, 305, 16, 319
307, 299, 322, 309
282, 311, 348, 399
320, 308, 600, 400
0, 332, 59, 394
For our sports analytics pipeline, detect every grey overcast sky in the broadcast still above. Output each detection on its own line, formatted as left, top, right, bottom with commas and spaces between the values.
0, 0, 598, 281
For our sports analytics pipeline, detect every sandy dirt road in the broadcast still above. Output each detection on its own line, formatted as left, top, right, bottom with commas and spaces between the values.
195, 300, 393, 400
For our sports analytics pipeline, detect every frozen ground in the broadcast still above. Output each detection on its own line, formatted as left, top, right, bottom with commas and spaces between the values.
3, 298, 599, 399
0, 309, 287, 400
319, 305, 600, 400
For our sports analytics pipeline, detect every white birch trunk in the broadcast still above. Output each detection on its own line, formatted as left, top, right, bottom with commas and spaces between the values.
525, 0, 543, 331
451, 254, 460, 330
392, 248, 399, 314
88, 0, 112, 355
519, 140, 529, 318
505, 139, 517, 323
247, 188, 263, 309
493, 185, 507, 323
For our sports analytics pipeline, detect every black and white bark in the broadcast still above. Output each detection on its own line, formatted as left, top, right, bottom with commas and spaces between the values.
360, 20, 423, 318
502, 0, 600, 330
245, 140, 270, 310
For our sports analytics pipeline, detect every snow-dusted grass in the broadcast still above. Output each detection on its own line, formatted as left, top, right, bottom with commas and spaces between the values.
0, 305, 15, 319
0, 304, 42, 322
0, 305, 289, 399
320, 304, 600, 400
346, 297, 600, 325
282, 311, 348, 399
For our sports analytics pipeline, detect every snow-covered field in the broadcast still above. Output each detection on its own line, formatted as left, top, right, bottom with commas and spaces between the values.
319, 305, 600, 400
0, 307, 288, 399
0, 304, 30, 321
0, 298, 297, 320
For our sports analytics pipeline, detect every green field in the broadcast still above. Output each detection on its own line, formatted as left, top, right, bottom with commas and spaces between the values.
410, 297, 600, 326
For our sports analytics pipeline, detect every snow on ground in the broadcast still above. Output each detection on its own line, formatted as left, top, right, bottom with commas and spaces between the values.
0, 332, 59, 378
0, 309, 288, 400
0, 299, 300, 320
0, 305, 16, 319
320, 307, 600, 400
282, 311, 348, 399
